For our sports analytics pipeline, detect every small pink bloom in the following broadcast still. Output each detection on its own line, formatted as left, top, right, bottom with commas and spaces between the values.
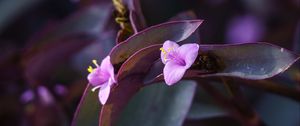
160, 40, 199, 85
87, 56, 116, 105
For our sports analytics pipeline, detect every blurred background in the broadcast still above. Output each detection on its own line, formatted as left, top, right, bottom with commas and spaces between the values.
0, 0, 299, 126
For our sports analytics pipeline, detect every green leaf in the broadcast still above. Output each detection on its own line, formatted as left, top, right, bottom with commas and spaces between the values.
71, 84, 100, 126
116, 81, 197, 126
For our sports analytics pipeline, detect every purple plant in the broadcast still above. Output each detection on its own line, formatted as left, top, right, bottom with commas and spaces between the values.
160, 40, 199, 85
73, 17, 299, 126
69, 0, 300, 125
87, 56, 117, 105
0, 0, 299, 126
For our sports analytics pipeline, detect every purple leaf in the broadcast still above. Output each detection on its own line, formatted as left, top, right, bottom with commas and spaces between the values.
127, 0, 147, 32
97, 45, 160, 126
71, 84, 100, 126
101, 13, 201, 126
143, 11, 200, 84
27, 5, 111, 47
99, 76, 143, 126
191, 43, 299, 79
148, 43, 300, 84
109, 20, 203, 66
116, 81, 197, 126
22, 5, 111, 85
23, 35, 95, 86
117, 44, 161, 81
169, 11, 201, 44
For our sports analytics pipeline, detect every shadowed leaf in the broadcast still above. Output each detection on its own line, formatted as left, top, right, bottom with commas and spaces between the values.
147, 43, 299, 87
99, 45, 161, 126
127, 0, 147, 32
22, 5, 111, 85
71, 84, 100, 126
34, 5, 111, 45
117, 81, 196, 126
104, 13, 200, 126
23, 35, 95, 85
192, 43, 300, 80
109, 20, 203, 65
99, 76, 143, 126
117, 44, 161, 81
184, 116, 242, 126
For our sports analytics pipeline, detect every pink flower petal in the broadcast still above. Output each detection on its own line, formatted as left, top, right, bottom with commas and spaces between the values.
98, 82, 111, 105
100, 56, 116, 83
87, 68, 109, 86
163, 61, 187, 85
161, 40, 179, 64
177, 43, 199, 67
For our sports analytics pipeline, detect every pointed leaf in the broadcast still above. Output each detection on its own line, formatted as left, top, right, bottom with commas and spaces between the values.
71, 84, 100, 126
116, 81, 196, 126
109, 20, 203, 65
143, 11, 200, 84
106, 13, 200, 126
99, 76, 143, 126
192, 43, 300, 79
127, 0, 147, 32
148, 43, 300, 84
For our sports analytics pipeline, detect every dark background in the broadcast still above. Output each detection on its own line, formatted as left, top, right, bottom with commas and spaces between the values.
0, 0, 299, 126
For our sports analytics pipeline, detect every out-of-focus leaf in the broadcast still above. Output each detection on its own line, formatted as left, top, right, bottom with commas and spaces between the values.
33, 5, 111, 46
25, 86, 68, 126
190, 43, 300, 80
126, 0, 147, 32
22, 5, 111, 85
139, 0, 188, 25
0, 0, 42, 33
293, 21, 300, 54
109, 20, 203, 65
71, 84, 100, 126
116, 81, 196, 126
23, 35, 94, 85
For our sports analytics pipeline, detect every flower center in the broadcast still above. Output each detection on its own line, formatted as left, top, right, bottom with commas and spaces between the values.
160, 47, 186, 66
87, 59, 99, 73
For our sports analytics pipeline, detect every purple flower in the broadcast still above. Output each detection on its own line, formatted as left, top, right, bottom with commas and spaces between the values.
87, 56, 116, 105
160, 40, 199, 85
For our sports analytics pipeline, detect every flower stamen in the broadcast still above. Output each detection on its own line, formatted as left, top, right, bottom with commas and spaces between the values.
87, 66, 94, 73
160, 47, 174, 62
87, 59, 100, 73
92, 59, 99, 67
91, 85, 102, 92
